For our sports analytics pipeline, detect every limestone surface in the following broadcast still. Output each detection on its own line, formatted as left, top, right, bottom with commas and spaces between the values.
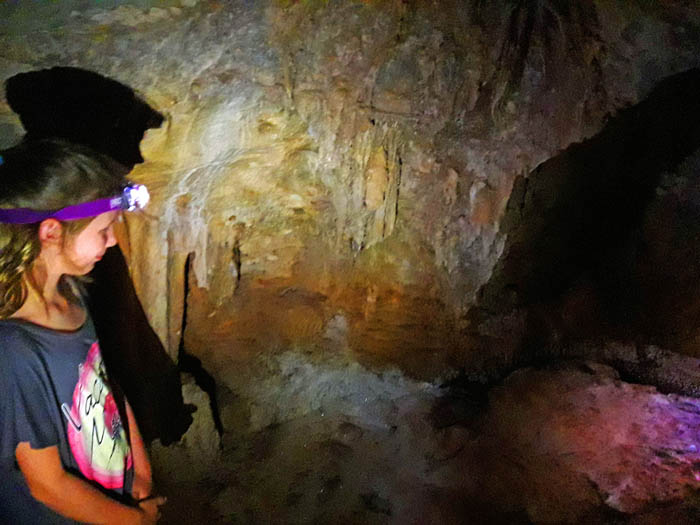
2, 0, 700, 382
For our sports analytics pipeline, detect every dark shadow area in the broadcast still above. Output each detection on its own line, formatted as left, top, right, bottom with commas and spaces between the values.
625, 150, 700, 353
5, 67, 162, 167
5, 66, 191, 444
474, 67, 700, 359
178, 253, 224, 438
89, 250, 193, 445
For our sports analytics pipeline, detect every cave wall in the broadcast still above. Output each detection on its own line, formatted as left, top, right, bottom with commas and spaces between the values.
2, 0, 700, 387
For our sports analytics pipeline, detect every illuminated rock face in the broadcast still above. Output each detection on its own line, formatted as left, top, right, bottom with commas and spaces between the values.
473, 362, 700, 522
2, 0, 700, 386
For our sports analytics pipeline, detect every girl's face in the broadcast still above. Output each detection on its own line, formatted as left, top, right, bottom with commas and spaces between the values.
60, 211, 120, 275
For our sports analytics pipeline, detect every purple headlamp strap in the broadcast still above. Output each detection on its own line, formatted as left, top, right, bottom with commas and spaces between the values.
0, 184, 150, 225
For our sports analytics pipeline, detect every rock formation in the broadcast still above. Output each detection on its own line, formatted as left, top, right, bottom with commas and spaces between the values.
5, 1, 700, 522
3, 1, 700, 385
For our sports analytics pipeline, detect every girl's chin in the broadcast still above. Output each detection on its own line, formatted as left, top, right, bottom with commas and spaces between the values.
60, 259, 96, 276
77, 262, 96, 275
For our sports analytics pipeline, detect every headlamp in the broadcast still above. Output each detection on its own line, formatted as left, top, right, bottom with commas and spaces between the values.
0, 183, 150, 224
117, 184, 150, 212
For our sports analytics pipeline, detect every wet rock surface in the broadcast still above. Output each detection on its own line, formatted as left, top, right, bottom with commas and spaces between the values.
152, 359, 700, 524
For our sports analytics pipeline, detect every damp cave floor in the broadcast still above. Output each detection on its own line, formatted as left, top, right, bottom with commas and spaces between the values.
151, 360, 700, 524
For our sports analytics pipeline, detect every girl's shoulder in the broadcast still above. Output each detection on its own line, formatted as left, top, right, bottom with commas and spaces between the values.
0, 320, 44, 372
0, 318, 36, 339
0, 320, 41, 352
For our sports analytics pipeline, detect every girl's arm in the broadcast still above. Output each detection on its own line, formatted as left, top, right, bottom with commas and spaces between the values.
125, 400, 153, 500
15, 442, 163, 525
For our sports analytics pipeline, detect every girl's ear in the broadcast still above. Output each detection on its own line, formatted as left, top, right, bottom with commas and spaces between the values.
38, 218, 64, 247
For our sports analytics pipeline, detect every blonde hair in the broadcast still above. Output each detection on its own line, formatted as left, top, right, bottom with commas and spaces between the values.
0, 138, 126, 318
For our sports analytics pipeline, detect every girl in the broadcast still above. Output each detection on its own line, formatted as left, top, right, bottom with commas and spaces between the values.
0, 139, 165, 524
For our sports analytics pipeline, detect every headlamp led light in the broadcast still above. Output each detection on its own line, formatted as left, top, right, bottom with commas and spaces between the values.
117, 184, 150, 212
0, 183, 150, 224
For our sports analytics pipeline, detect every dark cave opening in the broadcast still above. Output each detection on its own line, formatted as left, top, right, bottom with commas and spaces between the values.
475, 67, 700, 359
5, 66, 191, 444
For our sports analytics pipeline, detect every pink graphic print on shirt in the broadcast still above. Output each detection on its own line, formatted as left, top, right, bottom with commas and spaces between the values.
61, 342, 132, 490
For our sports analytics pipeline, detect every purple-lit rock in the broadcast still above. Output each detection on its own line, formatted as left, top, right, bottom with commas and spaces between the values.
479, 362, 700, 520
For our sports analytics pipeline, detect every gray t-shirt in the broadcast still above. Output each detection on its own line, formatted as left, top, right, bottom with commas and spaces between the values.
0, 315, 133, 524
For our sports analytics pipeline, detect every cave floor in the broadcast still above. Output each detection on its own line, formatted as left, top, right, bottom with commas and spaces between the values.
152, 360, 700, 524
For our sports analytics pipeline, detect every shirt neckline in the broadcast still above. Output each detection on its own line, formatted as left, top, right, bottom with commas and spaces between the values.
0, 315, 90, 337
